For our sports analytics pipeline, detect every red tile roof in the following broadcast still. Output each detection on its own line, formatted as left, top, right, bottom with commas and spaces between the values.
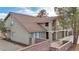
5, 12, 57, 32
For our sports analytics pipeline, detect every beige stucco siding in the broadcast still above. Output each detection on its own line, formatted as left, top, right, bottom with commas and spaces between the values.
5, 16, 12, 38
5, 16, 31, 45
5, 16, 12, 28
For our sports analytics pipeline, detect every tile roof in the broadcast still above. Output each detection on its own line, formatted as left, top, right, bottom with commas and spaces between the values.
5, 12, 57, 32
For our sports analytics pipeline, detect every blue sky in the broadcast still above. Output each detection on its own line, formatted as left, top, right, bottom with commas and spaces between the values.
0, 7, 39, 13
0, 7, 57, 19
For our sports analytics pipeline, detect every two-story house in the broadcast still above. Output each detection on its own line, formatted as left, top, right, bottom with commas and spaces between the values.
4, 12, 73, 45
4, 12, 57, 45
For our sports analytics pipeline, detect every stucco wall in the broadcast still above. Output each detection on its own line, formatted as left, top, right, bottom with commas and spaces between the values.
5, 16, 31, 45
5, 16, 12, 38
5, 16, 12, 28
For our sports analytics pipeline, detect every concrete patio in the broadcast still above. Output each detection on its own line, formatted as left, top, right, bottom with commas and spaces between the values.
0, 39, 25, 51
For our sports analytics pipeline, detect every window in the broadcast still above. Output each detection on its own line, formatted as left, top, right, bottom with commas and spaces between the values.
52, 20, 55, 26
32, 32, 36, 38
46, 32, 49, 39
45, 22, 48, 26
65, 31, 68, 36
32, 32, 44, 39
11, 32, 16, 37
36, 32, 40, 38
10, 20, 14, 26
62, 31, 64, 38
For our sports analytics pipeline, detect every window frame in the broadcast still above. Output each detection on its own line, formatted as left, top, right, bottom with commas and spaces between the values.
10, 20, 15, 26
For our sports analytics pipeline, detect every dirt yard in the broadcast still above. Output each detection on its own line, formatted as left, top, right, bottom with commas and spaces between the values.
69, 44, 79, 51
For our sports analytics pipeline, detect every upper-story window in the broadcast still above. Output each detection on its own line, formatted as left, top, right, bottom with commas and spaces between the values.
45, 22, 49, 26
52, 20, 56, 26
10, 20, 15, 26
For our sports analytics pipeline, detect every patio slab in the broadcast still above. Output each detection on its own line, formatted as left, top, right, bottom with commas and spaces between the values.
0, 39, 25, 51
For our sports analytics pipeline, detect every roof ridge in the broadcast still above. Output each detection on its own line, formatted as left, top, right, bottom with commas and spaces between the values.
10, 12, 52, 18
10, 12, 38, 18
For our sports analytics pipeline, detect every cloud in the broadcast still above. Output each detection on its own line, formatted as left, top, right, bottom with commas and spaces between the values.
16, 7, 38, 16
0, 13, 7, 19
0, 7, 57, 19
15, 7, 57, 17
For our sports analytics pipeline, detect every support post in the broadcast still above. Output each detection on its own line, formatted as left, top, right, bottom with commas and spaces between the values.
49, 21, 53, 42
31, 37, 35, 45
55, 31, 58, 40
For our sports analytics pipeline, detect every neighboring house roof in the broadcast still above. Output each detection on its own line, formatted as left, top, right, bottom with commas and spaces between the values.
5, 12, 57, 32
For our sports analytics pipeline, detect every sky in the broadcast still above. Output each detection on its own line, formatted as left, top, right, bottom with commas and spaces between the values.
0, 7, 57, 19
